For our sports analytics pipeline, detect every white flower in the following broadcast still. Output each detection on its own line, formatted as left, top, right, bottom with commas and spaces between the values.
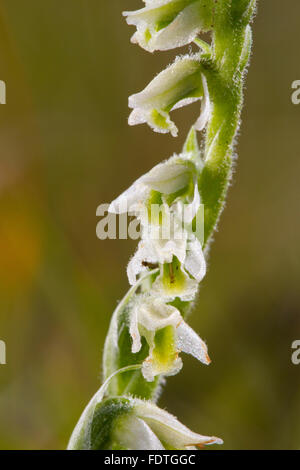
128, 55, 210, 136
126, 193, 206, 300
150, 237, 205, 301
129, 295, 210, 382
114, 398, 223, 450
123, 0, 213, 52
109, 152, 196, 216
109, 152, 206, 299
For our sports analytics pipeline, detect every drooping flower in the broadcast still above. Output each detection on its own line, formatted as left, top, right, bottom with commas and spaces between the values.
128, 55, 210, 136
114, 398, 223, 450
129, 295, 210, 381
123, 0, 213, 53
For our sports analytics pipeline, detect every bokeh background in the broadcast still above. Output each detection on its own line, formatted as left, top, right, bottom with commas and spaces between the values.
0, 0, 299, 450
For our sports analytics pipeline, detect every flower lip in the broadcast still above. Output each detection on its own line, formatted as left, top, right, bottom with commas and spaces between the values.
128, 295, 211, 382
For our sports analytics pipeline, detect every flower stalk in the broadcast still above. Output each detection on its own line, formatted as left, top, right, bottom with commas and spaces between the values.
68, 0, 257, 450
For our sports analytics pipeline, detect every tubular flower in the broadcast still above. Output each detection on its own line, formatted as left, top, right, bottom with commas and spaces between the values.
109, 151, 201, 218
109, 151, 206, 299
128, 55, 210, 136
127, 228, 206, 301
123, 0, 213, 52
114, 398, 223, 450
129, 295, 210, 381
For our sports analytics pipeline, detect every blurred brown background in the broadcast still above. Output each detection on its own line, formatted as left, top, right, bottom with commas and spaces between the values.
0, 0, 299, 450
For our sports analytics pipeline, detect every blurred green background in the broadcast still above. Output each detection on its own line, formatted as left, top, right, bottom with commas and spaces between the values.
0, 0, 299, 450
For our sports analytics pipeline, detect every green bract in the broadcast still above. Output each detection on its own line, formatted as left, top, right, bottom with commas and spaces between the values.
68, 396, 222, 450
69, 0, 257, 450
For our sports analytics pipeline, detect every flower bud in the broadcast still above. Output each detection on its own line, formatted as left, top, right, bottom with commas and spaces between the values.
115, 398, 223, 450
69, 396, 222, 450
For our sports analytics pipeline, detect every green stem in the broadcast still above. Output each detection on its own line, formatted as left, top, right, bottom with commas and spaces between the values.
200, 2, 254, 246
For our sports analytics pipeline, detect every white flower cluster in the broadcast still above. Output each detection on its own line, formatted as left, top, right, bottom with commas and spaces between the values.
109, 139, 210, 381
108, 0, 213, 382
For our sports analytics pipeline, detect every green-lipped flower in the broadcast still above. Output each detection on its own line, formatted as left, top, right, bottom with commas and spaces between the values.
109, 151, 206, 298
123, 0, 213, 52
152, 253, 199, 301
129, 295, 210, 381
128, 54, 210, 136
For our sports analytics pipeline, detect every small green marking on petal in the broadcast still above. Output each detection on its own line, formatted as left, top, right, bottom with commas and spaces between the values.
161, 257, 189, 297
152, 325, 178, 373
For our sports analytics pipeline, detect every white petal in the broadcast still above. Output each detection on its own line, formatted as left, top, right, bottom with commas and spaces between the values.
127, 240, 157, 285
154, 236, 187, 265
194, 73, 211, 132
140, 210, 188, 266
128, 107, 147, 126
128, 55, 200, 112
176, 320, 211, 365
130, 296, 184, 382
184, 237, 206, 282
149, 2, 205, 52
114, 415, 165, 450
129, 303, 142, 354
171, 96, 200, 111
124, 1, 210, 53
142, 159, 190, 194
127, 246, 144, 286
134, 400, 223, 448
129, 107, 178, 137
127, 223, 188, 286
182, 182, 201, 224
128, 55, 201, 136
138, 296, 182, 332
109, 181, 149, 215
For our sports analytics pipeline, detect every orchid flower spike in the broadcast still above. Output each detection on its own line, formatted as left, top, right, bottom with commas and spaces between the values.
68, 0, 258, 451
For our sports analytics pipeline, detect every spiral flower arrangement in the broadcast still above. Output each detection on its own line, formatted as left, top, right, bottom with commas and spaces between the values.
68, 0, 257, 450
